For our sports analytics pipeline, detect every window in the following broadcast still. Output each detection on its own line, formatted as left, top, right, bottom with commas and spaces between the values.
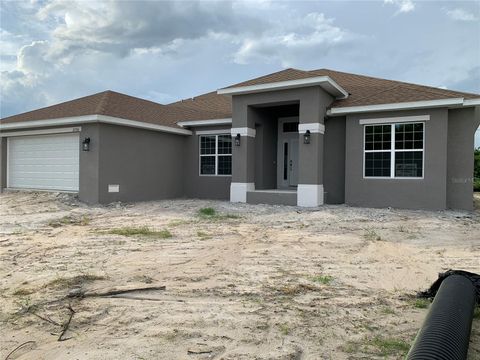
200, 135, 232, 175
364, 122, 424, 178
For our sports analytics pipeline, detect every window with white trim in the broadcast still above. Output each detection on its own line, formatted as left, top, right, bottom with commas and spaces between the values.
364, 122, 424, 178
199, 135, 232, 175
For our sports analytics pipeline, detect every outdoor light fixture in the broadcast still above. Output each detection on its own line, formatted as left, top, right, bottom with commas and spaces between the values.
82, 137, 91, 151
303, 130, 311, 144
235, 133, 241, 146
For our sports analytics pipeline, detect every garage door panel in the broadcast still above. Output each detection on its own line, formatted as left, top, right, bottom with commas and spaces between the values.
8, 133, 80, 191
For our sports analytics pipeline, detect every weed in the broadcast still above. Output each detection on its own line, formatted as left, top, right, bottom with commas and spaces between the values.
198, 208, 241, 221
168, 219, 191, 227
199, 207, 216, 216
278, 283, 317, 295
343, 336, 410, 356
412, 298, 430, 309
369, 336, 410, 356
48, 215, 90, 227
13, 288, 35, 296
364, 229, 382, 241
279, 323, 290, 335
311, 275, 333, 285
197, 231, 211, 240
47, 274, 106, 289
107, 226, 172, 238
473, 307, 480, 319
381, 306, 396, 315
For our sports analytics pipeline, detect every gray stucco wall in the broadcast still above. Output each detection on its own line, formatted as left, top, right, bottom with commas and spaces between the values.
0, 137, 7, 191
95, 123, 185, 203
79, 123, 100, 204
446, 107, 480, 210
183, 125, 231, 200
345, 108, 449, 210
231, 87, 333, 187
323, 116, 346, 204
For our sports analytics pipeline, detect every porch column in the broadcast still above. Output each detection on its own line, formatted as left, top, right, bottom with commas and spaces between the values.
297, 123, 325, 206
230, 104, 256, 203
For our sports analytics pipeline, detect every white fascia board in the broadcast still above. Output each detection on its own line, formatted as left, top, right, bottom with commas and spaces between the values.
359, 115, 430, 125
0, 114, 192, 135
0, 126, 82, 137
195, 129, 230, 135
463, 99, 480, 106
177, 118, 232, 127
217, 76, 349, 99
327, 98, 464, 116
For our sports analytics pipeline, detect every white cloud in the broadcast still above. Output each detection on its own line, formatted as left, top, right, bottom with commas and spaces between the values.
234, 13, 352, 67
445, 8, 478, 22
384, 0, 415, 14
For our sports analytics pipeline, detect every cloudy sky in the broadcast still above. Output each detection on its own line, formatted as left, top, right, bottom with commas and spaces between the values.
1, 0, 479, 143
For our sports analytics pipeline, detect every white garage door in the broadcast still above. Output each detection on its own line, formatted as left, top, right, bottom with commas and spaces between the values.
8, 133, 80, 191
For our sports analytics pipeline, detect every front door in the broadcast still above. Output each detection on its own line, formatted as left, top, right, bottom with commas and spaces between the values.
277, 117, 299, 189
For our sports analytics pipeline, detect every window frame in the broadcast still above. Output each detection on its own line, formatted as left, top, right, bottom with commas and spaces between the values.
198, 134, 232, 177
363, 122, 425, 179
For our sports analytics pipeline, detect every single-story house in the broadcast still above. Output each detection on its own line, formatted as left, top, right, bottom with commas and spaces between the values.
1, 68, 479, 210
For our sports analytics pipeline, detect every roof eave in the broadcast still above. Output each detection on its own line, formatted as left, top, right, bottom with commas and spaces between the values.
326, 97, 480, 116
177, 118, 232, 127
0, 114, 192, 135
217, 76, 348, 99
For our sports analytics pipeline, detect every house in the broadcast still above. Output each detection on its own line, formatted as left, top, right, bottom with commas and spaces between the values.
1, 68, 479, 210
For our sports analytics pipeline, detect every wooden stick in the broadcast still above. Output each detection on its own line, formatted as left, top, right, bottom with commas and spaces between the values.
5, 341, 35, 360
58, 305, 75, 342
68, 285, 166, 298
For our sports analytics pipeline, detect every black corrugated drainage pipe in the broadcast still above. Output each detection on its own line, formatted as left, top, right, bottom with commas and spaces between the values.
407, 272, 479, 360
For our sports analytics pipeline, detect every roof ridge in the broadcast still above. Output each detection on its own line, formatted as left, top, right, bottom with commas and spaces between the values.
95, 91, 112, 115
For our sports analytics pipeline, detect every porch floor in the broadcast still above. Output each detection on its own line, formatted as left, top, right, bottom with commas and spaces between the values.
246, 189, 297, 206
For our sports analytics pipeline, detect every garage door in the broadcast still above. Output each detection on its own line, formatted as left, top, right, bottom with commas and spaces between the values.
8, 133, 80, 191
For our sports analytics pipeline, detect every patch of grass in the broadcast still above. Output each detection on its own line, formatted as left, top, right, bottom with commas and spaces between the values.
278, 323, 290, 335
369, 336, 410, 356
168, 219, 191, 227
278, 283, 317, 295
412, 298, 430, 309
381, 306, 396, 315
473, 307, 480, 319
107, 226, 172, 238
343, 336, 410, 357
197, 207, 241, 221
364, 229, 383, 241
48, 215, 90, 227
12, 288, 35, 296
197, 231, 211, 240
199, 207, 216, 216
46, 274, 106, 289
311, 275, 333, 285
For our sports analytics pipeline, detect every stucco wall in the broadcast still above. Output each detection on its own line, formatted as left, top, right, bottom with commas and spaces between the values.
345, 108, 449, 210
96, 123, 186, 203
323, 116, 346, 204
446, 107, 480, 210
183, 125, 232, 200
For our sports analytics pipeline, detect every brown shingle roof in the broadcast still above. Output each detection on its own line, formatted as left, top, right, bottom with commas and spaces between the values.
2, 68, 478, 127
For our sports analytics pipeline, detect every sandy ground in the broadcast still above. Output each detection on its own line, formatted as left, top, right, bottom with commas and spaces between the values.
0, 191, 479, 360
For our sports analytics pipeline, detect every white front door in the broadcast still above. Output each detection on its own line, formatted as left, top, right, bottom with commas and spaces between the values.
277, 117, 299, 189
7, 133, 80, 191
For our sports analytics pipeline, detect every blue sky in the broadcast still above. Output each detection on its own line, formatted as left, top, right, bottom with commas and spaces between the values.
1, 0, 479, 144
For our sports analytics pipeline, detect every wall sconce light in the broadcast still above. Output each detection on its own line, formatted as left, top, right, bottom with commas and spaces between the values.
82, 137, 91, 151
303, 130, 311, 144
234, 133, 241, 146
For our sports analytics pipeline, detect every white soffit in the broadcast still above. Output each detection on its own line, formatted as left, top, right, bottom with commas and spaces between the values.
177, 118, 232, 127
217, 76, 349, 99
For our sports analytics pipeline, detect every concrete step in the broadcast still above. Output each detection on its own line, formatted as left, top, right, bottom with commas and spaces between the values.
247, 190, 297, 206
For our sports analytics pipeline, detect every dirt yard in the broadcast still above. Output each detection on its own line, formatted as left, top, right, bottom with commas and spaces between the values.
0, 191, 479, 360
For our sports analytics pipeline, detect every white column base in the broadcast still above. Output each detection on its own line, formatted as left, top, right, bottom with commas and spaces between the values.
230, 182, 255, 203
297, 184, 324, 207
